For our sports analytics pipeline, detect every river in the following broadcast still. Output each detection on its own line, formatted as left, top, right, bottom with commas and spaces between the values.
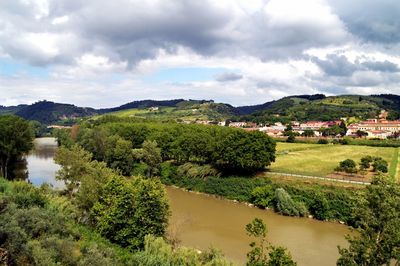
27, 137, 349, 265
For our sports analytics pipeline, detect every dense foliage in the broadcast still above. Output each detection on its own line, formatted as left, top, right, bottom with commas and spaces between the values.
71, 121, 276, 174
54, 146, 170, 250
0, 178, 234, 265
0, 179, 133, 265
337, 176, 400, 265
0, 115, 34, 179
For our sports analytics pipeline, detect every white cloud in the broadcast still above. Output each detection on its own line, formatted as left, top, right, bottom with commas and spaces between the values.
0, 0, 399, 107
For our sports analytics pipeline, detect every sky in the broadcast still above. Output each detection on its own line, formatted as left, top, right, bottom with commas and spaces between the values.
1, 0, 400, 108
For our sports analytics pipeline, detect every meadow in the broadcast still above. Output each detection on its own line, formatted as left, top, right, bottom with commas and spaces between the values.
270, 142, 399, 179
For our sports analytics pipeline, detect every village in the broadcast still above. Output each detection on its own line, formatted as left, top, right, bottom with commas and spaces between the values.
194, 110, 400, 140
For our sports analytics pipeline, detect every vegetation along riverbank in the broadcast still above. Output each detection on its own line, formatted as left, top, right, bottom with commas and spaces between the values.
1, 115, 400, 265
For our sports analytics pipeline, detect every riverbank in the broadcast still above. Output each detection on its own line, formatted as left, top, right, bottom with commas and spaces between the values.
160, 166, 363, 226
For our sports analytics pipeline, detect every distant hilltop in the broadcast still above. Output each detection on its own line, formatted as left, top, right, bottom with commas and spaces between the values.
0, 94, 399, 125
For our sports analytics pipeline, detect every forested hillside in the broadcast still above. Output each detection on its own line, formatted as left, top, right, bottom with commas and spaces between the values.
1, 94, 399, 125
240, 94, 400, 123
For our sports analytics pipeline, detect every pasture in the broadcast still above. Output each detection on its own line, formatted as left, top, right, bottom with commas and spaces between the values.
270, 142, 399, 179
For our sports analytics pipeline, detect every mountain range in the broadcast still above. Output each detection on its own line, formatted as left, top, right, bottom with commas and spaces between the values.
1, 94, 399, 125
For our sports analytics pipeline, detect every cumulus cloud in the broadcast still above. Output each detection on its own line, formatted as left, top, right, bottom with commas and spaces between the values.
0, 0, 400, 107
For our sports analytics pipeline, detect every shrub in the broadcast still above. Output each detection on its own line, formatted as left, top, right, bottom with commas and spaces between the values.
317, 139, 329, 144
274, 188, 306, 217
335, 159, 357, 174
176, 163, 220, 179
372, 158, 388, 173
360, 156, 373, 170
250, 185, 274, 208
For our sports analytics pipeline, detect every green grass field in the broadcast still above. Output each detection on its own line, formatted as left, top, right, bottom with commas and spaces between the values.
270, 143, 398, 177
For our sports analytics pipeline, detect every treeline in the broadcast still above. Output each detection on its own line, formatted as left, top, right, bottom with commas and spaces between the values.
56, 119, 276, 175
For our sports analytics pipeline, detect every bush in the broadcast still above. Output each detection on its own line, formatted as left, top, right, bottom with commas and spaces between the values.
372, 158, 388, 173
335, 159, 357, 174
250, 185, 274, 208
317, 139, 329, 144
360, 156, 373, 170
274, 188, 307, 217
176, 163, 220, 179
286, 135, 296, 143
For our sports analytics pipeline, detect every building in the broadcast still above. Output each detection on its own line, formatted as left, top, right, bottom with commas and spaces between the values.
347, 119, 400, 139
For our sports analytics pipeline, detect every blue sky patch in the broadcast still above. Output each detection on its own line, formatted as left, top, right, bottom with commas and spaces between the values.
0, 59, 49, 78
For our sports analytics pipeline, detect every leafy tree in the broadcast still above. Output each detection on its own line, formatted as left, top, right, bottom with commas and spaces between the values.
214, 130, 276, 173
141, 140, 163, 177
372, 158, 388, 173
246, 218, 296, 266
339, 120, 347, 137
302, 129, 315, 137
335, 159, 357, 174
104, 135, 135, 176
309, 193, 330, 220
54, 145, 92, 197
91, 175, 169, 250
359, 156, 373, 170
0, 115, 34, 179
286, 134, 296, 143
337, 176, 400, 265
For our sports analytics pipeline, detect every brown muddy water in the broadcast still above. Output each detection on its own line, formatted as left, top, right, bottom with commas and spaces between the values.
28, 138, 350, 266
167, 186, 349, 265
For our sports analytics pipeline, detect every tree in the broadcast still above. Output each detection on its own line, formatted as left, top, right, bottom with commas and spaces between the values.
302, 129, 315, 137
214, 130, 276, 173
0, 115, 34, 179
339, 120, 347, 137
359, 156, 373, 170
356, 130, 368, 138
286, 134, 296, 143
372, 158, 388, 173
104, 135, 135, 176
54, 145, 92, 197
91, 175, 170, 250
139, 140, 162, 177
246, 218, 296, 266
337, 176, 400, 265
335, 159, 357, 174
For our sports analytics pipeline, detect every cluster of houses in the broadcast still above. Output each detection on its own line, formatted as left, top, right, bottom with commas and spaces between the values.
346, 119, 400, 139
250, 118, 400, 139
191, 110, 400, 139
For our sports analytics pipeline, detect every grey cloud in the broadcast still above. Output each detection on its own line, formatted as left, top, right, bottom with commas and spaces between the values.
0, 0, 353, 67
312, 54, 359, 77
361, 60, 399, 72
329, 0, 400, 44
216, 72, 243, 82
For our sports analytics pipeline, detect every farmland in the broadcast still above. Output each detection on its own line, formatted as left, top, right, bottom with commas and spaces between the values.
270, 142, 399, 178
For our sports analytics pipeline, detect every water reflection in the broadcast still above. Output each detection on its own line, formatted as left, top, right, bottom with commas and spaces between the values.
26, 138, 63, 188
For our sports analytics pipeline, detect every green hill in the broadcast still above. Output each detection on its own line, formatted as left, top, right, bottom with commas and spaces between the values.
241, 94, 400, 123
1, 94, 399, 125
99, 100, 236, 122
